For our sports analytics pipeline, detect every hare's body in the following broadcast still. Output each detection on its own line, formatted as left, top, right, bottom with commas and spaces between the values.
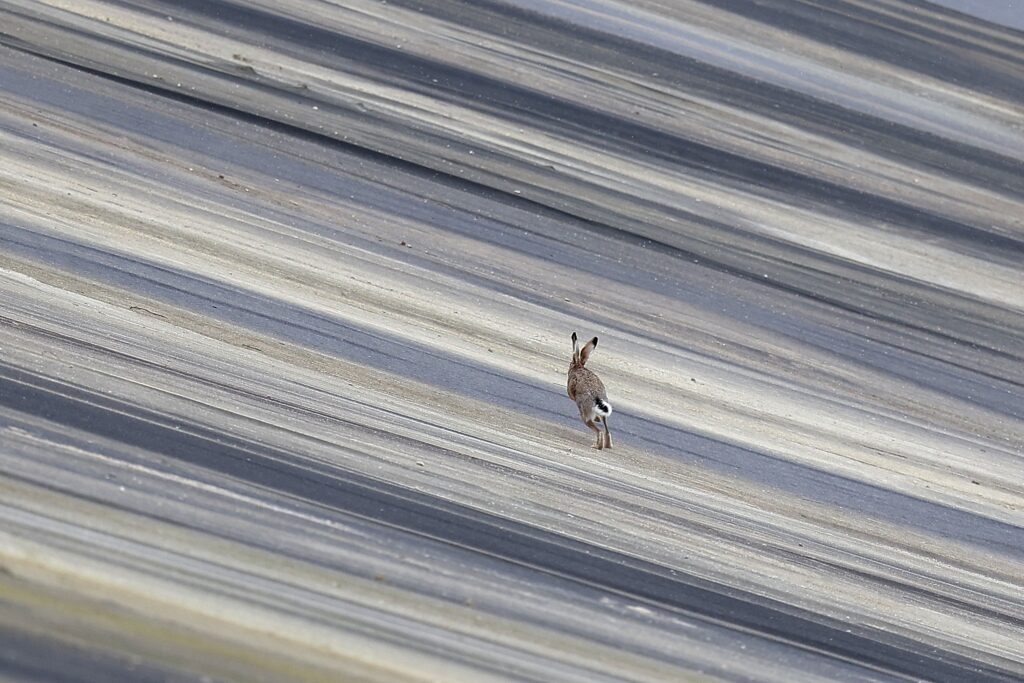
567, 332, 612, 449
567, 366, 610, 422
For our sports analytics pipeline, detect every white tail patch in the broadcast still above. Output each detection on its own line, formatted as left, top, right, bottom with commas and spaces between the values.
594, 397, 612, 416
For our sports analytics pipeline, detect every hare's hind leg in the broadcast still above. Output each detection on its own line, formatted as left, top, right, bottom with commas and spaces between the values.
602, 416, 612, 449
585, 419, 603, 449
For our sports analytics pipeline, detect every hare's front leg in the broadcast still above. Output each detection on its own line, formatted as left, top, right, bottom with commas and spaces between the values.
585, 419, 603, 449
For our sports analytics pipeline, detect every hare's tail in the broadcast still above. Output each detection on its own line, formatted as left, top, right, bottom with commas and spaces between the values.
594, 397, 612, 417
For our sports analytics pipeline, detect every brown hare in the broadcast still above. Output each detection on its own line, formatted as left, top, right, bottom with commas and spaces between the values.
567, 332, 612, 449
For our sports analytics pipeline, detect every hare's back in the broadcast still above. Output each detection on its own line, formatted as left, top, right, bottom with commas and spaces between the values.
569, 366, 606, 400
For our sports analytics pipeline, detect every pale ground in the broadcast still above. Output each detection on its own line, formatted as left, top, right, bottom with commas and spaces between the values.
0, 1, 1022, 681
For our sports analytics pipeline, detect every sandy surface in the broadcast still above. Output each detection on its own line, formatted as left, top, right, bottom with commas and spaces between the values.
0, 1, 1022, 681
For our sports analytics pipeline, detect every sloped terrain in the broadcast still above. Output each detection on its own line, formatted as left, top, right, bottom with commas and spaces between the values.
1, 1, 1022, 681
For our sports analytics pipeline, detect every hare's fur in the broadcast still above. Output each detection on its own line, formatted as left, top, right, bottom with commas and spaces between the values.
567, 332, 612, 449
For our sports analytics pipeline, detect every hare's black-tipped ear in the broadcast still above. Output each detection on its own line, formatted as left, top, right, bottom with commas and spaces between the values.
579, 336, 598, 365
571, 332, 580, 361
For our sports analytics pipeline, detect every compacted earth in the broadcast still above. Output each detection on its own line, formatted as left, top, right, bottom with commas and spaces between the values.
1, 1, 1022, 681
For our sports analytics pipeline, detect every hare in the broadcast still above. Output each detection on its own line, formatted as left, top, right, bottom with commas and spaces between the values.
567, 332, 612, 449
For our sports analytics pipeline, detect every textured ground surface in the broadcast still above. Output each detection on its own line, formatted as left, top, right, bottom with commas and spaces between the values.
0, 1, 1022, 681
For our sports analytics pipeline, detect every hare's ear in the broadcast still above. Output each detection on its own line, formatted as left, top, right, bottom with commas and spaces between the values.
579, 336, 598, 365
571, 332, 580, 362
